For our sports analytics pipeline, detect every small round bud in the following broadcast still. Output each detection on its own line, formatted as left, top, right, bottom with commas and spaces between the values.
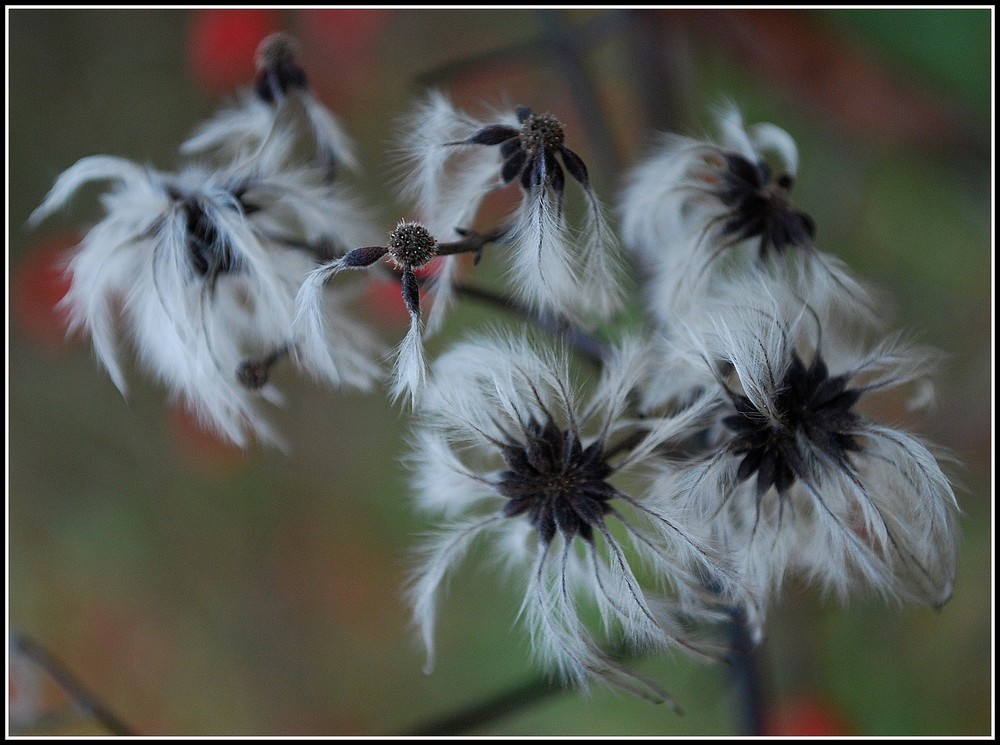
256, 32, 299, 71
254, 32, 307, 101
519, 113, 565, 154
237, 359, 269, 390
387, 221, 437, 269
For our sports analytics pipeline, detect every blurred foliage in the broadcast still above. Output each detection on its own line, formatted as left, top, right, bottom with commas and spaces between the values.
8, 8, 993, 736
829, 9, 991, 114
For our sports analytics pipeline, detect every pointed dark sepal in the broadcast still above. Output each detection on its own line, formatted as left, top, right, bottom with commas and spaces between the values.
521, 155, 543, 191
340, 245, 389, 268
501, 150, 527, 184
500, 138, 523, 159
467, 125, 520, 146
401, 266, 421, 317
545, 150, 565, 196
723, 153, 765, 191
558, 146, 590, 188
254, 61, 308, 103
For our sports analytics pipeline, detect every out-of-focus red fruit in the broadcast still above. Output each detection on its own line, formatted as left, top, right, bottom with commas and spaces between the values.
12, 236, 77, 351
763, 694, 854, 736
167, 406, 247, 475
187, 9, 282, 94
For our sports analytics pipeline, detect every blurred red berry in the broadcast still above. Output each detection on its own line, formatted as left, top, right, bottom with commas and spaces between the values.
764, 694, 854, 736
12, 236, 76, 350
187, 9, 282, 94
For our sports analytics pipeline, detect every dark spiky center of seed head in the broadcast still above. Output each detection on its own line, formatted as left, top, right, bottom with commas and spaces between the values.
723, 350, 863, 497
715, 154, 815, 255
495, 418, 616, 544
519, 113, 565, 154
761, 179, 792, 210
165, 188, 242, 283
387, 221, 437, 268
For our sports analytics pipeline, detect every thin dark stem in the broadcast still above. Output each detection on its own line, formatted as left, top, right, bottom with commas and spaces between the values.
405, 675, 561, 736
10, 631, 137, 736
404, 639, 645, 735
452, 282, 609, 367
725, 606, 767, 736
436, 224, 512, 257
402, 613, 766, 736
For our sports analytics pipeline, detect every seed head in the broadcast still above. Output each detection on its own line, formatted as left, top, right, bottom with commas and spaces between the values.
387, 221, 437, 269
519, 113, 565, 155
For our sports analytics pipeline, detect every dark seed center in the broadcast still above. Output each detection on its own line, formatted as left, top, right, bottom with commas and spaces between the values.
496, 420, 614, 543
724, 352, 861, 495
387, 222, 437, 268
519, 114, 565, 154
761, 180, 791, 211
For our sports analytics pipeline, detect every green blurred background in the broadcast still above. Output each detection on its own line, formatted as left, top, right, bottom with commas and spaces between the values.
8, 8, 992, 736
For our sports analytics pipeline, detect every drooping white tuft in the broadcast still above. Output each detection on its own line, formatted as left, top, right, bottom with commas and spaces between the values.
394, 90, 506, 240
32, 142, 382, 448
576, 188, 625, 320
181, 86, 359, 177
29, 155, 152, 228
292, 258, 384, 392
301, 92, 360, 173
507, 188, 581, 321
390, 309, 428, 407
180, 92, 277, 160
406, 516, 504, 675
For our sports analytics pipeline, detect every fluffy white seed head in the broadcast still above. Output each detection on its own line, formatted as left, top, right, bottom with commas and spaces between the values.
619, 103, 874, 332
406, 333, 741, 700
652, 277, 959, 618
32, 145, 382, 447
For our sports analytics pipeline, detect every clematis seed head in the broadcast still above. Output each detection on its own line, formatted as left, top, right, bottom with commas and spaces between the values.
388, 220, 438, 269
